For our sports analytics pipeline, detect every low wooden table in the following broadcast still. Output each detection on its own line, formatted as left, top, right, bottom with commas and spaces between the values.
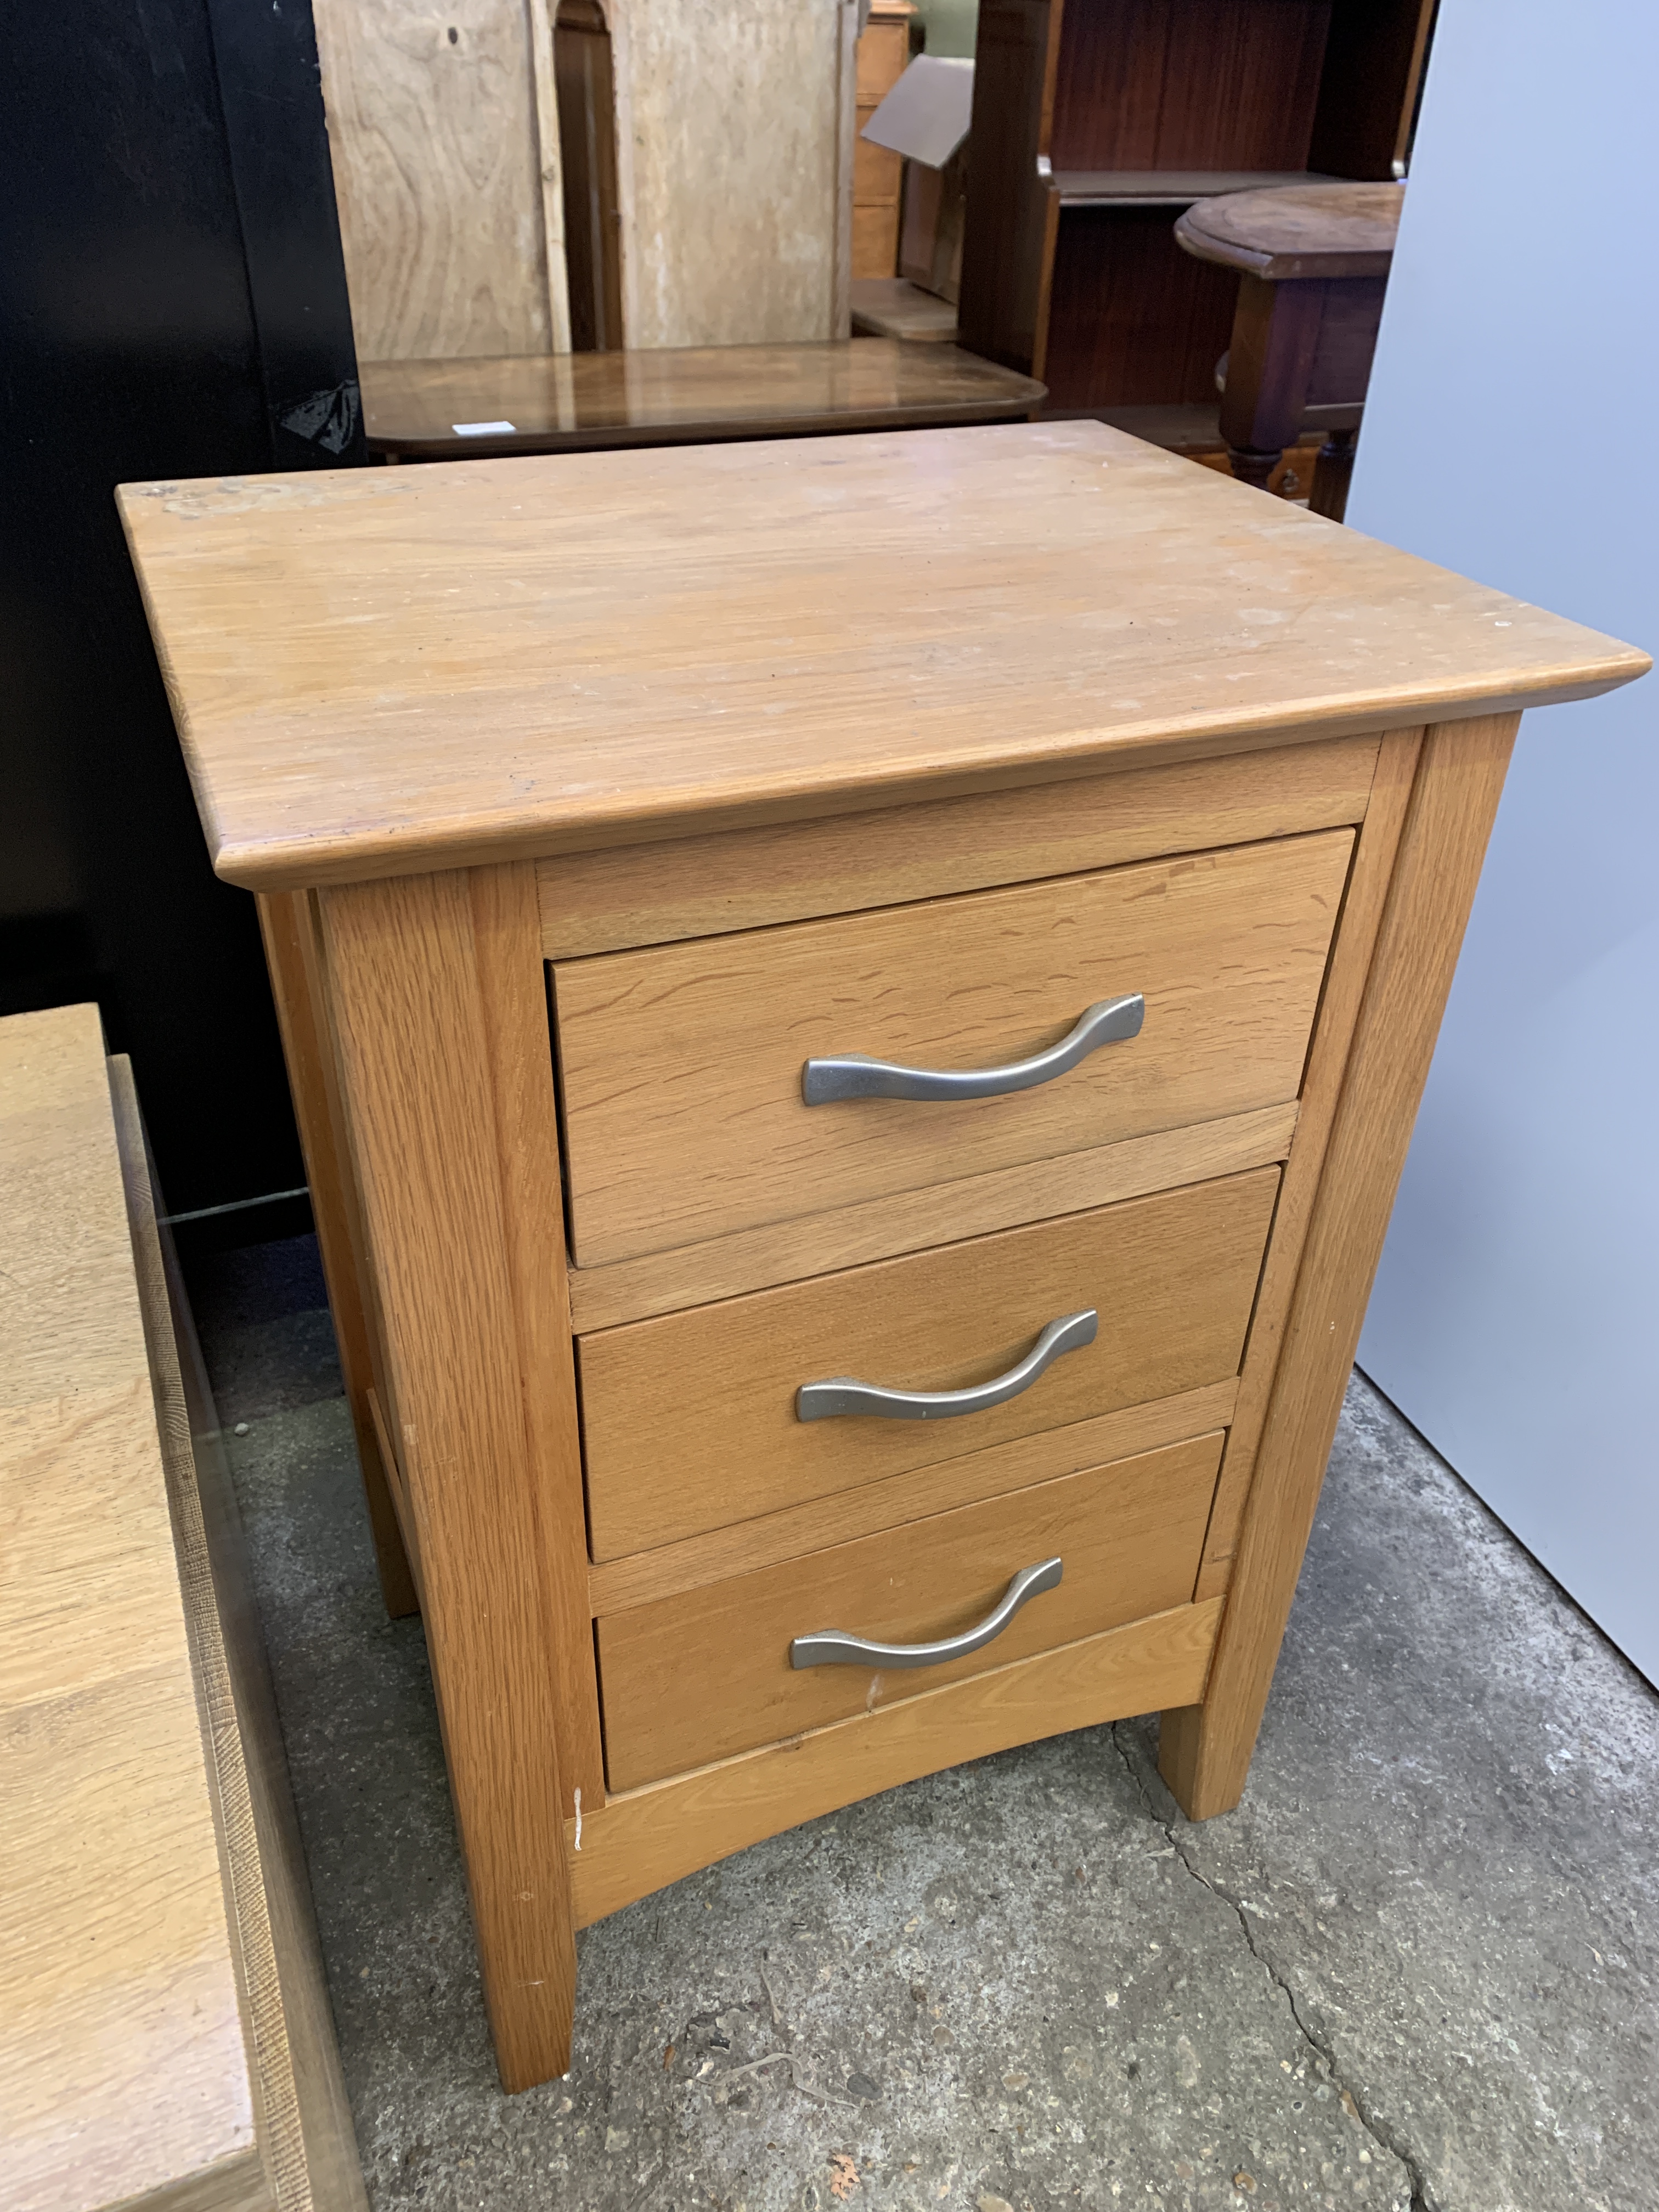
1176, 181, 1404, 518
361, 338, 1042, 461
0, 1006, 364, 2212
120, 425, 1646, 2096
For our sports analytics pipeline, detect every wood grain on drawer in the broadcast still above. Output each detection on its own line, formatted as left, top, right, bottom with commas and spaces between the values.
536, 734, 1381, 959
580, 1167, 1277, 1561
552, 830, 1351, 1268
597, 1434, 1223, 1792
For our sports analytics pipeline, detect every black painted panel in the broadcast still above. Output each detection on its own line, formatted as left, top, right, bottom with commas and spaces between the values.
0, 0, 359, 1220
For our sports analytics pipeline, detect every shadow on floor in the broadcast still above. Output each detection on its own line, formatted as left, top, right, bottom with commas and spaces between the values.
190, 1234, 1659, 2212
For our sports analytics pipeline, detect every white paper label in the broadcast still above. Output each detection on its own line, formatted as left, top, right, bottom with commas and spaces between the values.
452, 420, 516, 436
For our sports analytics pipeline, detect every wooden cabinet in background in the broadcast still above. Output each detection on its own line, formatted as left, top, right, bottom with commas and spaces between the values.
853, 1, 916, 278
958, 0, 1436, 413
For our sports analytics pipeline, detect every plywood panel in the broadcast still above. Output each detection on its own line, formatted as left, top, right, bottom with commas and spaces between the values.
617, 0, 844, 347
312, 0, 554, 362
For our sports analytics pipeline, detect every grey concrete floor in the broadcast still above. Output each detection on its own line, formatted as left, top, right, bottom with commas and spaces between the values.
189, 1236, 1659, 2212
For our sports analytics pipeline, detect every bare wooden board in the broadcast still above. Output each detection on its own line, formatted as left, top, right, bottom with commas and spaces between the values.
0, 1006, 261, 2212
619, 1, 845, 348
116, 424, 1648, 893
111, 1059, 369, 2212
311, 0, 554, 364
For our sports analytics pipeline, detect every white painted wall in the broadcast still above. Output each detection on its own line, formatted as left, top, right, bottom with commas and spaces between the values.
1347, 0, 1658, 1680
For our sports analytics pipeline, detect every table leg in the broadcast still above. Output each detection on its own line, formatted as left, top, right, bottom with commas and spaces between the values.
1310, 426, 1358, 522
1225, 446, 1284, 491
1220, 273, 1324, 496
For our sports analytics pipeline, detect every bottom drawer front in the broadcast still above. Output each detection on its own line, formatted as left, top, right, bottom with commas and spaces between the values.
597, 1431, 1222, 1792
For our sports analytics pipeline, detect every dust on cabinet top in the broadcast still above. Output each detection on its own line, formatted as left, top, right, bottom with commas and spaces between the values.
118, 421, 1647, 891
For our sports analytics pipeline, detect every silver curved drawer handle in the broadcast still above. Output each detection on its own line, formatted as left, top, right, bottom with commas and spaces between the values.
791, 1556, 1063, 1671
802, 994, 1143, 1105
796, 1308, 1096, 1424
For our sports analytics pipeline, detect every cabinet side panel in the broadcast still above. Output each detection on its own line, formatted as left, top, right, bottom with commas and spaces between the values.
257, 888, 417, 1619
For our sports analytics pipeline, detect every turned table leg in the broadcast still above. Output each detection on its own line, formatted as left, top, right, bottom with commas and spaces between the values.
1225, 445, 1285, 492
1310, 426, 1358, 521
1218, 272, 1323, 498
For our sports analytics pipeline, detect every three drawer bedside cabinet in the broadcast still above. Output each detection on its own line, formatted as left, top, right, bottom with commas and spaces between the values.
120, 423, 1647, 2093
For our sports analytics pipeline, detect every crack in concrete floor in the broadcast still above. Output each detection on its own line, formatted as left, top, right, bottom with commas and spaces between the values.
1110, 1725, 1430, 2212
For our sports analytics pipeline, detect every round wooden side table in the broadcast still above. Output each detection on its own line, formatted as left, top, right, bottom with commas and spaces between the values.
1176, 180, 1403, 520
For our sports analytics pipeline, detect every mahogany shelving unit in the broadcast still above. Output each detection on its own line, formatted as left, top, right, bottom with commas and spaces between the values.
958, 0, 1435, 412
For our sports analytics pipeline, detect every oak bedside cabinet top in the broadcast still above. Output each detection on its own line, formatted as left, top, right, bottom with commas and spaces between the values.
119, 424, 1647, 2096
117, 422, 1644, 893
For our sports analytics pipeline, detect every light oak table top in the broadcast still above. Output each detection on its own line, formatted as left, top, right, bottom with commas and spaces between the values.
0, 1005, 257, 2212
119, 421, 1649, 893
358, 338, 1042, 458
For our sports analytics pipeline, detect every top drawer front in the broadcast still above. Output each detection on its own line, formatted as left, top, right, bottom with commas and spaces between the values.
554, 829, 1352, 1269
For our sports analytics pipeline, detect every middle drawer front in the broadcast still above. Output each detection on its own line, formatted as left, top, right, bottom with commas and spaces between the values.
597, 1431, 1225, 1792
579, 1164, 1278, 1561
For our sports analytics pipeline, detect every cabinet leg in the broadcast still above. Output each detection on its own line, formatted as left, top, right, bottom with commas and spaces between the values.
256, 890, 417, 1618
318, 865, 580, 2093
1159, 715, 1520, 1825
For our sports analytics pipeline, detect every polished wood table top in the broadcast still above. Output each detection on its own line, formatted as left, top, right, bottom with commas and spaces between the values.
359, 338, 1043, 459
1176, 180, 1405, 282
118, 422, 1645, 894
